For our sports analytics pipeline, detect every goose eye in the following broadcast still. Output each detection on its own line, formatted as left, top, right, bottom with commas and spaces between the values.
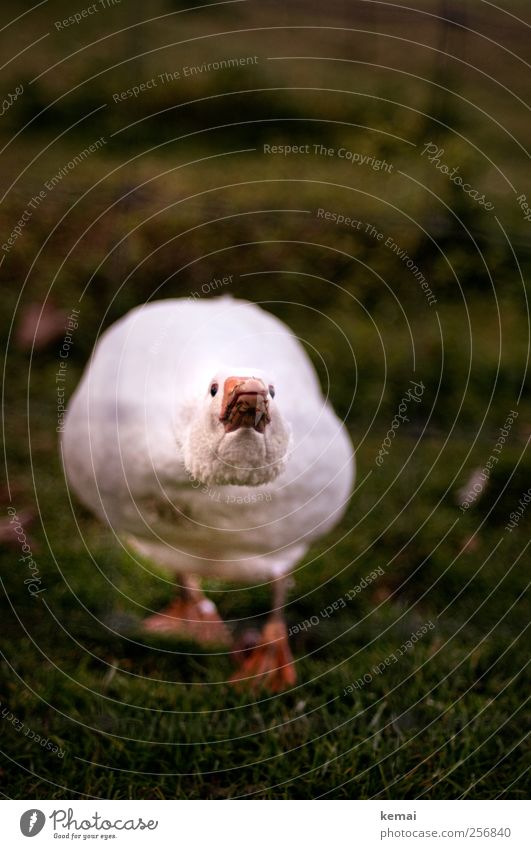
210, 383, 218, 397
269, 384, 275, 398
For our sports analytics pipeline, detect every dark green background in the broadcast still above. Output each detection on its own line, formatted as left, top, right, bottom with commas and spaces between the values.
0, 0, 529, 798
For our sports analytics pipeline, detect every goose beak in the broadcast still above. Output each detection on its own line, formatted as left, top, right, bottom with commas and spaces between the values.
219, 376, 271, 434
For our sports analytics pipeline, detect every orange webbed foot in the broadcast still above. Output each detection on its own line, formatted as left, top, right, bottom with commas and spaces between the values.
142, 596, 232, 647
231, 619, 296, 693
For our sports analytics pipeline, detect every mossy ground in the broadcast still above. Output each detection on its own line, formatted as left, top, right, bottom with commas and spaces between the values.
0, 0, 529, 798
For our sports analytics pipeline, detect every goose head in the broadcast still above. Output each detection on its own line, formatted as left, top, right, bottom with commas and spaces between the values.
183, 367, 291, 487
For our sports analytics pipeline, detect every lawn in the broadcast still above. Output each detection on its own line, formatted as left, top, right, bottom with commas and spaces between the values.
0, 0, 529, 799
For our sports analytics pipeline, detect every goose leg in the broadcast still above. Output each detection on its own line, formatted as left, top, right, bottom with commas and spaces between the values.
231, 575, 296, 692
142, 575, 232, 647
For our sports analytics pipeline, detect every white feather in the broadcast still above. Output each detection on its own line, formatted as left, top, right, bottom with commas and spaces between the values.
62, 296, 355, 581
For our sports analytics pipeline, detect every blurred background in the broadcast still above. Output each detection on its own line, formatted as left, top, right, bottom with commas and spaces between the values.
0, 0, 529, 799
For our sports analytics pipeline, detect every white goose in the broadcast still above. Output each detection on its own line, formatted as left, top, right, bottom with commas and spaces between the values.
62, 296, 355, 691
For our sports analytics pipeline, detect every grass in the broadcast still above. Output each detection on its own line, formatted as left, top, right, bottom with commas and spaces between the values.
1, 415, 529, 798
0, 0, 530, 799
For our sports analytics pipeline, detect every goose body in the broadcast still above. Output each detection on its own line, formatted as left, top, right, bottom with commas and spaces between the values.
62, 296, 355, 689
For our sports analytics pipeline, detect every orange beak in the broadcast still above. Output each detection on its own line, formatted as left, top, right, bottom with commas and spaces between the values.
219, 376, 271, 434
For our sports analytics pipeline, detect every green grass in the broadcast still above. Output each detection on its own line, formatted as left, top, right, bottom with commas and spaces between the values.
0, 0, 530, 799
1, 417, 529, 798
